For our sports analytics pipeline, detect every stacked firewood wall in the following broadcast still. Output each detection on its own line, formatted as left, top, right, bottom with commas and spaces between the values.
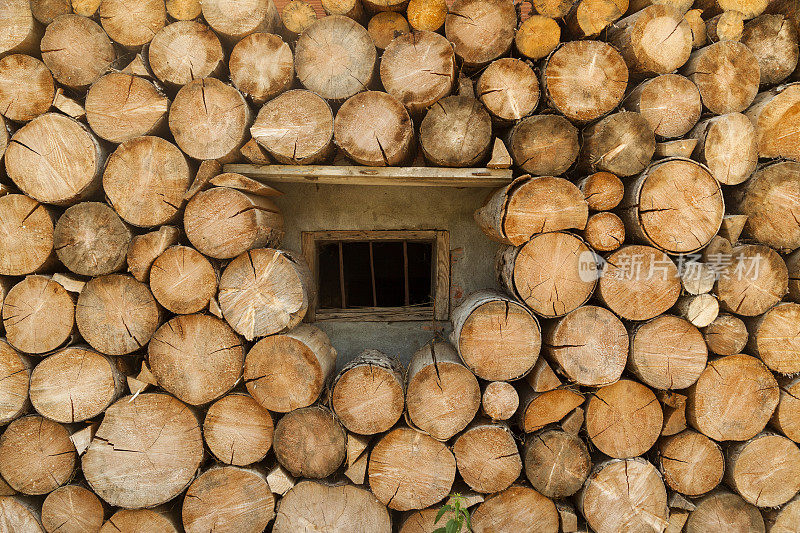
1, 0, 800, 531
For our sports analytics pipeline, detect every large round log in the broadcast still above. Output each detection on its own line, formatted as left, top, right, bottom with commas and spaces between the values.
688, 113, 758, 186
3, 275, 74, 355
0, 341, 31, 425
41, 15, 114, 89
704, 313, 748, 355
685, 491, 765, 533
82, 393, 203, 508
681, 41, 760, 113
453, 420, 521, 493
471, 485, 559, 533
726, 433, 800, 507
658, 429, 724, 496
715, 244, 788, 316
746, 302, 800, 373
42, 485, 104, 533
294, 16, 376, 101
741, 14, 798, 86
419, 95, 492, 167
148, 21, 224, 87
368, 426, 455, 511
101, 510, 179, 533
273, 405, 346, 478
230, 32, 293, 106
0, 54, 54, 123
524, 428, 590, 499
506, 115, 580, 176
476, 58, 539, 123
444, 0, 516, 67
201, 0, 280, 43
0, 0, 43, 57
218, 248, 311, 340
745, 84, 800, 162
623, 74, 701, 139
149, 246, 217, 314
687, 353, 779, 441
578, 111, 656, 177
54, 202, 131, 276
204, 393, 273, 466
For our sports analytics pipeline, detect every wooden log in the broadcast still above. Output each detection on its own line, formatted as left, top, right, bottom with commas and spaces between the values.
295, 15, 376, 100
0, 341, 30, 426
82, 393, 203, 508
126, 226, 180, 283
419, 96, 492, 167
497, 232, 596, 318
103, 136, 190, 228
0, 195, 55, 276
693, 0, 768, 19
453, 420, 521, 493
149, 246, 217, 314
218, 248, 310, 340
772, 376, 800, 442
6, 113, 104, 206
41, 485, 104, 533
239, 139, 272, 165
331, 349, 404, 434
566, 0, 628, 38
203, 393, 274, 466
444, 0, 516, 67
76, 274, 161, 356
363, 0, 407, 12
506, 115, 579, 176
660, 391, 688, 435
266, 464, 295, 496
368, 426, 455, 511
715, 244, 788, 316
543, 40, 628, 123
726, 432, 800, 507
482, 381, 519, 421
406, 342, 480, 441
523, 428, 590, 499
703, 313, 748, 355
526, 357, 562, 392
681, 41, 760, 113
746, 302, 800, 373
471, 485, 558, 532
658, 429, 724, 496
400, 507, 457, 533
685, 8, 707, 47
407, 0, 447, 31
532, 0, 577, 17
85, 73, 168, 144
719, 214, 748, 243
620, 158, 724, 254
230, 33, 293, 106
578, 458, 669, 533
166, 0, 200, 19
685, 490, 765, 533
322, 0, 364, 19
0, 54, 54, 123
367, 12, 409, 49
624, 74, 702, 139
273, 481, 391, 533
273, 405, 346, 478
765, 0, 800, 38
519, 386, 584, 433
201, 0, 280, 43
147, 21, 224, 88
334, 91, 413, 166
674, 293, 719, 328
687, 353, 779, 441
3, 275, 74, 355
0, 415, 76, 495
586, 379, 662, 458
578, 111, 656, 177
0, 497, 43, 532
543, 305, 628, 387
476, 58, 539, 123
706, 11, 744, 41
655, 138, 698, 158
475, 176, 588, 246
53, 202, 131, 277
251, 89, 334, 165
736, 160, 800, 252
40, 15, 114, 89
0, 0, 43, 57
282, 0, 317, 37
101, 509, 179, 533
515, 15, 561, 60
627, 0, 692, 13
688, 113, 758, 186
584, 211, 625, 252
379, 31, 455, 115
98, 0, 164, 48
745, 84, 800, 163
576, 172, 624, 211
169, 78, 252, 161
765, 495, 800, 532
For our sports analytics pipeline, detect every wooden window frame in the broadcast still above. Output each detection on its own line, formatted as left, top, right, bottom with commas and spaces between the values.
301, 230, 450, 322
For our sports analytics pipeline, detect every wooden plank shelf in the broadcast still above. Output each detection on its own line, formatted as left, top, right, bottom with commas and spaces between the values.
223, 164, 514, 187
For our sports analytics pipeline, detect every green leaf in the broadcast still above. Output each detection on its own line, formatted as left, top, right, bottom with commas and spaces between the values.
433, 528, 447, 533
464, 511, 472, 531
435, 506, 449, 524
446, 520, 459, 533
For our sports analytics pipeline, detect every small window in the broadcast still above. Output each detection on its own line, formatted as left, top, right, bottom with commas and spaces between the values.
301, 230, 450, 321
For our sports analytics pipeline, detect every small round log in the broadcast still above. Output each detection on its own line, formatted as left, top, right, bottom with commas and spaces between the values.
420, 95, 492, 167
54, 202, 131, 277
586, 379, 662, 458
407, 0, 447, 31
82, 393, 203, 508
148, 21, 224, 87
281, 0, 317, 37
543, 304, 628, 387
0, 341, 31, 426
453, 420, 522, 494
126, 226, 180, 283
42, 485, 104, 533
658, 429, 724, 496
201, 0, 280, 43
687, 353, 779, 441
704, 313, 748, 355
681, 41, 760, 113
771, 377, 800, 442
685, 7, 707, 46
706, 11, 744, 42
476, 58, 539, 123
688, 112, 758, 186
623, 74, 702, 139
251, 89, 334, 164
629, 315, 707, 390
584, 211, 625, 252
726, 433, 800, 507
0, 195, 54, 276
715, 244, 788, 316
3, 275, 74, 355
204, 393, 274, 466
75, 274, 161, 356
0, 54, 55, 123
685, 490, 765, 533
294, 15, 376, 100
367, 12, 409, 50
506, 115, 579, 176
5, 113, 104, 206
98, 0, 165, 48
41, 14, 114, 89
482, 381, 519, 421
101, 510, 179, 533
444, 0, 517, 67
182, 466, 275, 533
578, 111, 656, 177
746, 303, 800, 374
0, 0, 43, 57
523, 428, 590, 499
741, 14, 798, 86
331, 349, 404, 435
745, 84, 800, 163
576, 171, 624, 211
31, 0, 71, 25
675, 293, 719, 328
29, 346, 124, 423
379, 31, 455, 115
218, 248, 311, 340
471, 485, 559, 533
543, 40, 628, 123
273, 405, 346, 478
368, 426, 456, 511
515, 15, 561, 60
149, 246, 217, 314
230, 32, 293, 105
0, 415, 76, 495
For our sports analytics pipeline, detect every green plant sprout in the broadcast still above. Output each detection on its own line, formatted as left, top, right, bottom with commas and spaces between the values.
433, 493, 472, 533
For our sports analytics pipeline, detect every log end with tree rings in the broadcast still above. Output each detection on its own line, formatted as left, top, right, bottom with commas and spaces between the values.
201, 0, 280, 43
482, 381, 519, 421
76, 274, 161, 356
715, 244, 788, 316
681, 40, 760, 114
507, 115, 580, 176
368, 426, 455, 511
523, 428, 591, 499
519, 387, 584, 433
0, 0, 42, 57
54, 202, 131, 277
0, 194, 54, 276
273, 405, 346, 479
218, 248, 311, 340
476, 58, 540, 123
294, 15, 376, 101
624, 74, 702, 139
42, 485, 105, 533
685, 490, 765, 533
166, 0, 202, 20
204, 393, 273, 466
736, 160, 800, 252
0, 54, 55, 123
658, 429, 724, 496
5, 113, 103, 206
453, 421, 522, 494
772, 377, 800, 447
703, 313, 748, 355
471, 485, 560, 533
578, 111, 656, 177
126, 226, 180, 283
497, 232, 597, 319
515, 15, 561, 60
230, 32, 293, 106
244, 324, 335, 413
149, 246, 217, 314
420, 95, 492, 167
584, 211, 625, 252
741, 13, 799, 87
0, 341, 31, 426
576, 171, 624, 211
543, 40, 629, 123
687, 353, 779, 441
566, 0, 628, 39
148, 21, 224, 87
379, 30, 455, 115
367, 12, 409, 50
746, 84, 800, 163
586, 379, 662, 458
747, 302, 800, 374
103, 136, 191, 228
334, 91, 414, 166
40, 14, 115, 89
444, 0, 517, 67
726, 433, 800, 508
97, 0, 165, 48
2, 275, 74, 355
407, 0, 447, 31
101, 509, 179, 533
450, 291, 541, 381
689, 112, 758, 186
251, 89, 334, 165
543, 304, 628, 387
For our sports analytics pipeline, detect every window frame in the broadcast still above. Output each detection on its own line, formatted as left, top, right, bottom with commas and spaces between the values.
301, 230, 450, 322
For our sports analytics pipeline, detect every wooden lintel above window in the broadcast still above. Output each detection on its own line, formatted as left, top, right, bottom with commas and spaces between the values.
222, 164, 513, 187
